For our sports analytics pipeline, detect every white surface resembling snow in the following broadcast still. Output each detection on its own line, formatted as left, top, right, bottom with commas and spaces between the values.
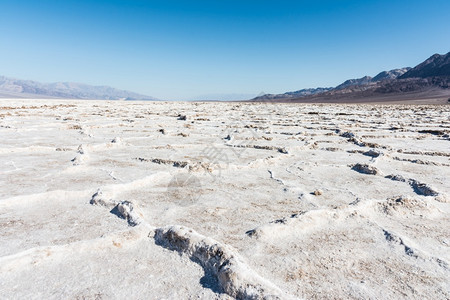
0, 99, 449, 299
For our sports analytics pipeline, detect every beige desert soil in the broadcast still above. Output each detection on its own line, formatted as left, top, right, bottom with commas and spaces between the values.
0, 99, 449, 299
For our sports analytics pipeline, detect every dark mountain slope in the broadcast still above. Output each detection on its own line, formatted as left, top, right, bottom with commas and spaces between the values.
400, 52, 450, 79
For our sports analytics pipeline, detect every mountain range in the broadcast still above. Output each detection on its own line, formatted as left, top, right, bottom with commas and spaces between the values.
252, 52, 450, 103
2, 52, 449, 102
0, 76, 157, 100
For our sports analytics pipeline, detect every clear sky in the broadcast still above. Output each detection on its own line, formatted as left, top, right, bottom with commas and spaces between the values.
1, 0, 449, 100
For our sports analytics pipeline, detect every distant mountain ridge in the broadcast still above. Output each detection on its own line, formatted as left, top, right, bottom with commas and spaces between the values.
335, 76, 373, 90
256, 87, 333, 100
372, 68, 411, 81
400, 53, 450, 78
252, 52, 449, 102
0, 76, 157, 100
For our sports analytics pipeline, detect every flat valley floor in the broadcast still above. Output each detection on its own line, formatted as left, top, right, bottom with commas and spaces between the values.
0, 100, 449, 299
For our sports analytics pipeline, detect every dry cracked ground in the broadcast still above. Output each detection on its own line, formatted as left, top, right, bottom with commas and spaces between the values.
0, 99, 449, 299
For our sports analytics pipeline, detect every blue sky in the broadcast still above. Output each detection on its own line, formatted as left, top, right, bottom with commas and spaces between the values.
1, 0, 449, 100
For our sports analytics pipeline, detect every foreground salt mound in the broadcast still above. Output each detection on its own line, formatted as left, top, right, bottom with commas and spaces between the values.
88, 184, 287, 299
350, 163, 382, 175
408, 179, 439, 196
90, 192, 289, 299
90, 188, 116, 207
117, 201, 143, 226
154, 225, 290, 300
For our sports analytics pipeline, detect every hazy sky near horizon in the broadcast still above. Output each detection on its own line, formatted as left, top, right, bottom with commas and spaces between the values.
1, 0, 449, 100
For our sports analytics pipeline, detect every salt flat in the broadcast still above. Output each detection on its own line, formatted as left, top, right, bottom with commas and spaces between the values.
0, 99, 449, 299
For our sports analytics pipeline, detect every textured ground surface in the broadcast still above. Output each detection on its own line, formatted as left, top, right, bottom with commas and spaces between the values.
0, 99, 449, 299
